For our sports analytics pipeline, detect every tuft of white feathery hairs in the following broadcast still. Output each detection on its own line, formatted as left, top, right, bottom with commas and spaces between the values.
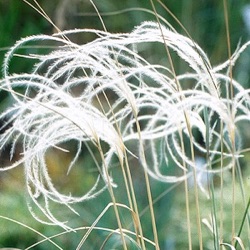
1, 21, 250, 228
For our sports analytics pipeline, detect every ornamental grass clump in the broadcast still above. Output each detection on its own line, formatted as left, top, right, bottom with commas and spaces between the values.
0, 6, 250, 249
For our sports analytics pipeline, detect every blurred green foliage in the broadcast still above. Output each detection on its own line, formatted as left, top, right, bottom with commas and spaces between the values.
0, 0, 51, 76
1, 0, 249, 74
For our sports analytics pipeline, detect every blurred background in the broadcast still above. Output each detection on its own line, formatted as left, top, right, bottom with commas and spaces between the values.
0, 0, 250, 249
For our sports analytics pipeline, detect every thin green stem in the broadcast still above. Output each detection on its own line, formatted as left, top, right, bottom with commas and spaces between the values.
235, 196, 250, 249
235, 159, 250, 248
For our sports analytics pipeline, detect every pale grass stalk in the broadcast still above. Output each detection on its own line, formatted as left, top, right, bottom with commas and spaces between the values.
96, 140, 128, 250
29, 224, 155, 250
150, 1, 203, 248
185, 114, 203, 250
22, 0, 62, 34
96, 80, 146, 248
100, 61, 146, 249
178, 126, 192, 250
223, 0, 236, 243
87, 2, 146, 245
154, 0, 233, 248
76, 202, 153, 249
87, 3, 146, 246
118, 155, 144, 248
230, 150, 237, 245
88, 56, 144, 248
90, 58, 144, 248
0, 215, 62, 250
202, 95, 219, 249
76, 203, 114, 249
123, 151, 147, 249
151, 2, 205, 248
157, 0, 220, 101
95, 83, 146, 247
135, 115, 160, 250
83, 0, 145, 246
220, 121, 225, 244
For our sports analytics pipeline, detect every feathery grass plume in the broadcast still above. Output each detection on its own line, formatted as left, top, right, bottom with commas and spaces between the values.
0, 20, 250, 236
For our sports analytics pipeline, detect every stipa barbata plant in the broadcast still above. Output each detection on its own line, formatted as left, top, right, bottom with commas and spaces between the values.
0, 20, 250, 246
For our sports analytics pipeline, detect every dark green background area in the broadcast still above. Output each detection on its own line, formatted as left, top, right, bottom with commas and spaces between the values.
0, 0, 249, 68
